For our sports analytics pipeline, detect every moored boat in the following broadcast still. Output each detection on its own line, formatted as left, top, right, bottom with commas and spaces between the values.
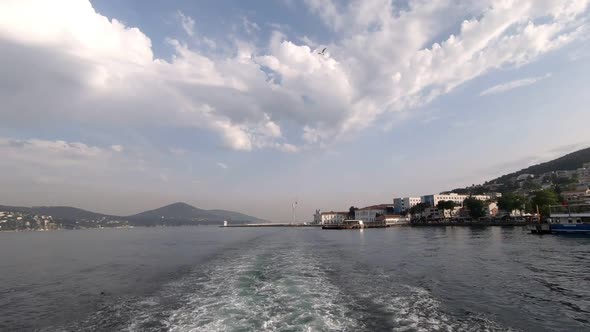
547, 204, 590, 234
322, 219, 365, 229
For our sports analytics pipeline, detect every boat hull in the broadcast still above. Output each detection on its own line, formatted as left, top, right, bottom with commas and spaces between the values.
550, 224, 590, 234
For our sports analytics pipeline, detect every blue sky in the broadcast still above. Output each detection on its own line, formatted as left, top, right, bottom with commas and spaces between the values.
0, 0, 589, 221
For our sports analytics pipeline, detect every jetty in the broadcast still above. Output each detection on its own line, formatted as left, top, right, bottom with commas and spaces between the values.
221, 223, 321, 228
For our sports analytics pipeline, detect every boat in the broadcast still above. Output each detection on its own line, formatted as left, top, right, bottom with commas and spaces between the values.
546, 204, 590, 234
322, 219, 389, 230
322, 219, 365, 230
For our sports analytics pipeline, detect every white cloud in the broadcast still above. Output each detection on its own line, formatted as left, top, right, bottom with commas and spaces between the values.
0, 136, 187, 191
0, 137, 121, 182
480, 73, 553, 96
177, 10, 195, 36
217, 162, 228, 169
0, 0, 588, 153
242, 16, 260, 35
0, 138, 103, 161
169, 147, 187, 156
111, 144, 124, 152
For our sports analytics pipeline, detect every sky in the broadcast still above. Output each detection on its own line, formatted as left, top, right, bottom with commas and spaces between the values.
1, 0, 590, 221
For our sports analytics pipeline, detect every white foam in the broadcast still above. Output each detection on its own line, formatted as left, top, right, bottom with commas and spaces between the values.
110, 242, 517, 332
126, 245, 361, 331
366, 283, 516, 332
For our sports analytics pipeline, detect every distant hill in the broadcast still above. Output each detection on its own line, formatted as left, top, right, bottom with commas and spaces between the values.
444, 146, 590, 195
31, 206, 116, 220
0, 205, 113, 220
491, 147, 590, 184
129, 202, 214, 220
0, 202, 267, 227
206, 209, 266, 222
0, 205, 32, 213
127, 202, 267, 226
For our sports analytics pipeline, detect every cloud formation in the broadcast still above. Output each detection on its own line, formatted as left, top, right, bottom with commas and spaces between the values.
177, 10, 195, 37
0, 0, 588, 152
0, 137, 128, 185
480, 73, 553, 96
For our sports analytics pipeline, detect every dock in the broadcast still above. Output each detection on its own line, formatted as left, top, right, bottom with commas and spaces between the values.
221, 223, 321, 228
322, 224, 387, 230
528, 223, 552, 234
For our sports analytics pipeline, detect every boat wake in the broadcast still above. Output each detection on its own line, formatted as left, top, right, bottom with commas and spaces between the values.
48, 238, 516, 331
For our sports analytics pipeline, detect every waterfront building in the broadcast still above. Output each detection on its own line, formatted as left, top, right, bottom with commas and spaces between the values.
313, 209, 321, 224
393, 197, 421, 214
375, 214, 410, 225
421, 193, 491, 207
320, 211, 348, 224
355, 204, 393, 223
423, 207, 444, 220
483, 202, 499, 217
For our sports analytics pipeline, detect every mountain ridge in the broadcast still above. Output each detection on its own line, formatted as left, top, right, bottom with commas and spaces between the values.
445, 146, 590, 194
0, 202, 267, 225
490, 147, 590, 185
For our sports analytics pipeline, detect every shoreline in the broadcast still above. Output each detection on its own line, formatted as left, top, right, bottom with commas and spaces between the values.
223, 222, 534, 228
1, 222, 535, 231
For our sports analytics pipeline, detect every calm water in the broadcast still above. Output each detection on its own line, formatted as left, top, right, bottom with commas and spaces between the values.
0, 226, 589, 331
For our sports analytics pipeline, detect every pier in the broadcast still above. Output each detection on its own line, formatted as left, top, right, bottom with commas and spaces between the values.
221, 223, 321, 228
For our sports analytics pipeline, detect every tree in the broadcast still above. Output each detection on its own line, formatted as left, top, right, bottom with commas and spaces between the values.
530, 189, 560, 217
497, 193, 525, 215
436, 200, 456, 218
347, 206, 357, 219
409, 202, 429, 215
522, 179, 541, 191
498, 181, 519, 194
541, 175, 552, 184
463, 197, 486, 219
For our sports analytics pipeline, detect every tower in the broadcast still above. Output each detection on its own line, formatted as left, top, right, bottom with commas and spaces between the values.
292, 201, 298, 223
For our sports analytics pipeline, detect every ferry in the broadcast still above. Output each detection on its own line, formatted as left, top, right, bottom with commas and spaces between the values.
546, 204, 590, 234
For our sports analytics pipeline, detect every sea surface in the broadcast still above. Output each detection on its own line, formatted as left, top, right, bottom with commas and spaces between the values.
0, 226, 589, 331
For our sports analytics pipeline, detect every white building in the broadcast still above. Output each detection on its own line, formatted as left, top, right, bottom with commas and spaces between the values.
554, 170, 578, 179
421, 193, 491, 207
424, 207, 444, 220
516, 174, 534, 181
393, 197, 421, 214
486, 192, 503, 200
320, 211, 348, 224
561, 189, 590, 204
313, 209, 321, 224
376, 215, 410, 225
483, 202, 499, 217
354, 204, 392, 223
